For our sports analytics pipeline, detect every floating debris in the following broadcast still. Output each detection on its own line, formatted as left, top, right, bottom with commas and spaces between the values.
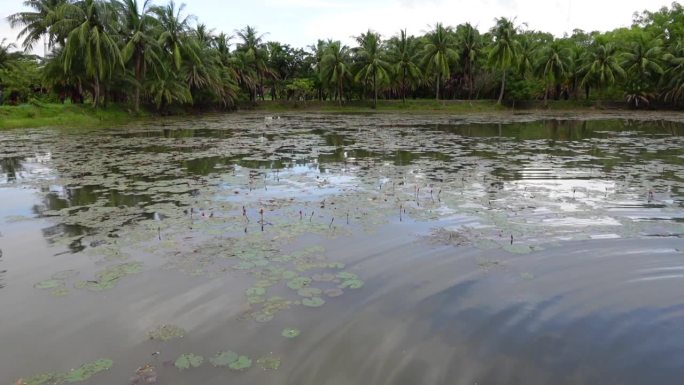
257, 355, 281, 370
130, 364, 157, 385
74, 262, 143, 291
147, 325, 185, 341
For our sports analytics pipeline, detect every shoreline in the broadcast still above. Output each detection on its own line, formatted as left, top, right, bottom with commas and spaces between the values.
1, 100, 683, 130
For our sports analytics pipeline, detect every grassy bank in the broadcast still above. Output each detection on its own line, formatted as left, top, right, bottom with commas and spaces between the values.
240, 99, 634, 113
0, 102, 143, 130
0, 99, 662, 130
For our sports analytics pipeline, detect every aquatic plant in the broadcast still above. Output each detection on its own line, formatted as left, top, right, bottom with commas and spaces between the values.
147, 325, 185, 341
174, 354, 204, 370
209, 351, 239, 367
281, 328, 300, 338
228, 355, 252, 371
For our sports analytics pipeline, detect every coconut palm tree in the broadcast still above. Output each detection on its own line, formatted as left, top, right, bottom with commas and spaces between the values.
489, 17, 520, 104
456, 23, 482, 99
309, 39, 327, 101
117, 0, 160, 112
354, 30, 390, 108
621, 35, 664, 83
235, 25, 270, 102
321, 40, 351, 106
537, 40, 571, 105
421, 23, 458, 100
7, 0, 67, 52
387, 29, 422, 102
57, 0, 124, 107
580, 42, 625, 99
0, 39, 22, 72
153, 0, 193, 70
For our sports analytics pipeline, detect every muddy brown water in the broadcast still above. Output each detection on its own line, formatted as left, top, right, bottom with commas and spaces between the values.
1, 112, 683, 384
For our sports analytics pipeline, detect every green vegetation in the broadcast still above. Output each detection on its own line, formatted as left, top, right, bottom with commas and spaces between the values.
2, 1, 684, 120
0, 102, 140, 129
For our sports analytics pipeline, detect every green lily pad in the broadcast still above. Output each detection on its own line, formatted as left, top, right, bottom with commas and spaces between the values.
287, 276, 312, 290
281, 270, 298, 280
246, 287, 266, 297
51, 287, 70, 297
248, 295, 266, 304
281, 328, 300, 338
174, 354, 203, 370
63, 359, 113, 382
74, 262, 143, 291
324, 288, 344, 297
23, 373, 62, 385
339, 278, 364, 289
34, 279, 64, 290
336, 272, 358, 280
312, 273, 336, 282
228, 355, 252, 371
302, 297, 326, 307
297, 287, 323, 297
209, 351, 239, 367
147, 324, 185, 341
257, 355, 281, 370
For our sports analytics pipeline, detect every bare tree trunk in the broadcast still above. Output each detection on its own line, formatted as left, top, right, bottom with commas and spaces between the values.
93, 77, 100, 108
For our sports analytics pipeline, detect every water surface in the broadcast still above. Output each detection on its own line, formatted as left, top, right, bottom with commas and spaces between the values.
1, 112, 683, 384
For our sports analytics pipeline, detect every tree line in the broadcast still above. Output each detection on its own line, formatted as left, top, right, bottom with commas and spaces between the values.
1, 0, 684, 111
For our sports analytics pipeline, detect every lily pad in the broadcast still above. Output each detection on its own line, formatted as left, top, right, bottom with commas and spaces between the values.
228, 355, 252, 371
281, 328, 300, 338
297, 287, 323, 297
147, 324, 185, 341
324, 288, 344, 297
302, 297, 325, 307
51, 270, 79, 280
336, 272, 358, 280
63, 359, 113, 383
209, 351, 239, 367
174, 354, 203, 370
339, 278, 364, 289
34, 279, 64, 290
74, 262, 143, 291
287, 276, 312, 290
257, 355, 281, 370
246, 287, 266, 297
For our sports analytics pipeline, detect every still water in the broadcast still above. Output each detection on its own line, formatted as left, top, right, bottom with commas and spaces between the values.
1, 112, 683, 384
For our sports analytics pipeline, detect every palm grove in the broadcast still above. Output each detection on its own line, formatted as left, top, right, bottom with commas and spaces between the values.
2, 0, 684, 111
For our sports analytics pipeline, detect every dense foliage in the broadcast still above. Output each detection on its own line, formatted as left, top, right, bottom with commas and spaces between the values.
3, 0, 684, 110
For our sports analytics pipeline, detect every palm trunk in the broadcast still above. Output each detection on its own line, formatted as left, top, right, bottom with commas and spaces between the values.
402, 69, 406, 103
497, 70, 506, 105
435, 74, 440, 100
134, 54, 142, 113
93, 77, 100, 108
373, 72, 377, 109
544, 84, 549, 107
338, 81, 343, 107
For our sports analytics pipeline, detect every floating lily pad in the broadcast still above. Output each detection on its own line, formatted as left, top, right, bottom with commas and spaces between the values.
63, 359, 113, 383
297, 287, 323, 297
51, 287, 70, 297
148, 325, 185, 341
257, 355, 281, 370
246, 287, 266, 297
34, 279, 64, 290
312, 273, 336, 282
336, 272, 358, 280
228, 356, 252, 371
248, 295, 266, 304
281, 270, 298, 280
281, 328, 300, 338
324, 288, 344, 297
209, 351, 239, 367
254, 313, 274, 323
74, 262, 143, 291
174, 354, 203, 370
339, 278, 364, 289
287, 276, 312, 290
302, 297, 325, 307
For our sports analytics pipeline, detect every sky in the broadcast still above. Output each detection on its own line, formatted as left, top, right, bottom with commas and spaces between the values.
0, 0, 669, 53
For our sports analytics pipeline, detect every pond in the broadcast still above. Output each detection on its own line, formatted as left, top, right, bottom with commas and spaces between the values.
1, 112, 683, 385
